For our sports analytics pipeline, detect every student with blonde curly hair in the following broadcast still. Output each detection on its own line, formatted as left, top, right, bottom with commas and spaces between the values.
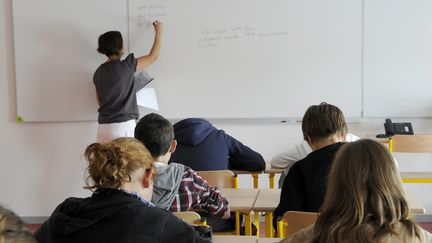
280, 139, 432, 243
0, 206, 36, 243
35, 137, 210, 243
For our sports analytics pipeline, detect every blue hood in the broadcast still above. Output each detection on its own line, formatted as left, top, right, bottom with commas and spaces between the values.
173, 118, 216, 146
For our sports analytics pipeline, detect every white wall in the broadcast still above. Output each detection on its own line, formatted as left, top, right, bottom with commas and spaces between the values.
1, 0, 432, 220
0, 0, 94, 217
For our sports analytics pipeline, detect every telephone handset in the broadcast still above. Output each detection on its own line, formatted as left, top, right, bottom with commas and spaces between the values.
384, 118, 414, 136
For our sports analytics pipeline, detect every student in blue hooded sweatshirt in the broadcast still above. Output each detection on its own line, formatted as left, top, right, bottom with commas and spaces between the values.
170, 118, 266, 171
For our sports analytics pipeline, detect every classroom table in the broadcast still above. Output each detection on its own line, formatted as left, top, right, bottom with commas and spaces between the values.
212, 236, 281, 243
264, 166, 284, 189
219, 188, 260, 236
257, 238, 281, 243
230, 169, 263, 189
253, 189, 280, 238
231, 165, 284, 189
252, 188, 426, 238
212, 235, 257, 243
400, 172, 432, 183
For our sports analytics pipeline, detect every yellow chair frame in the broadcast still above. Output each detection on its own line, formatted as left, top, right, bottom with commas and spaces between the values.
277, 211, 318, 238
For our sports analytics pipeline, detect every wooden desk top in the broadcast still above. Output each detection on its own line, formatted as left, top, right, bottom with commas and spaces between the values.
231, 165, 284, 175
212, 235, 257, 243
401, 171, 432, 179
230, 169, 263, 175
365, 134, 390, 144
219, 188, 260, 212
251, 188, 425, 215
264, 165, 284, 174
253, 189, 281, 212
257, 238, 281, 243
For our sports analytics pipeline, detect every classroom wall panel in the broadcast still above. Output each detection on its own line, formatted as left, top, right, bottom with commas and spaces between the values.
363, 0, 432, 117
12, 0, 128, 122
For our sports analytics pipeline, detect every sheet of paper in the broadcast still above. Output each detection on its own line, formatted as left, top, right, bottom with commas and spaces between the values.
136, 87, 159, 110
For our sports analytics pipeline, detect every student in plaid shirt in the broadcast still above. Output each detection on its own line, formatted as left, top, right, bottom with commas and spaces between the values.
135, 113, 233, 231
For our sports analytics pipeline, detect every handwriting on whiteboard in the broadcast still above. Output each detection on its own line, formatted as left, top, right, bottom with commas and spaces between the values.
137, 4, 167, 28
199, 26, 288, 50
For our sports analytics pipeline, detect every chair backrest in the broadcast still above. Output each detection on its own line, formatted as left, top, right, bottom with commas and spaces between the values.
278, 211, 319, 238
173, 211, 205, 225
196, 170, 238, 188
389, 135, 432, 153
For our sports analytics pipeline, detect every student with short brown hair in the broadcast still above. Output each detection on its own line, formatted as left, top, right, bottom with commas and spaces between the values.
273, 102, 347, 228
35, 138, 210, 243
135, 113, 232, 232
280, 139, 432, 243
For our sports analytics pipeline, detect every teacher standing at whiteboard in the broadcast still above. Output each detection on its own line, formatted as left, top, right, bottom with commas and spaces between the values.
93, 21, 163, 143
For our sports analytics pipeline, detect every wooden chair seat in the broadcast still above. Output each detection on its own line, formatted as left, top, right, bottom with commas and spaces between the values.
196, 170, 238, 188
173, 211, 206, 225
277, 211, 319, 238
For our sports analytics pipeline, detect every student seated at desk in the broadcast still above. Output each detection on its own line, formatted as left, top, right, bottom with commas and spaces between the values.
273, 102, 347, 228
35, 138, 210, 243
280, 139, 432, 243
135, 113, 233, 231
169, 118, 266, 171
271, 133, 359, 188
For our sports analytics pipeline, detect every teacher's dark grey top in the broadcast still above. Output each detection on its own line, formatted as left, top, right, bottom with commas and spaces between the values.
93, 53, 146, 124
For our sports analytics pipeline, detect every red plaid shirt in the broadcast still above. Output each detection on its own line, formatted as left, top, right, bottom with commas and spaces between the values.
170, 168, 229, 218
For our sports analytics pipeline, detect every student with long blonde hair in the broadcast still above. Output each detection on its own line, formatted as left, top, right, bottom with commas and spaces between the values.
280, 139, 432, 243
35, 138, 210, 243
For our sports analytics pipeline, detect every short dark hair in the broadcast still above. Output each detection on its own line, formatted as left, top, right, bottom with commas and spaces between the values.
135, 113, 174, 158
302, 102, 347, 141
97, 31, 123, 57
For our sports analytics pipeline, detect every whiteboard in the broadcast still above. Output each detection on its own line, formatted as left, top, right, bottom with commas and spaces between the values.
13, 0, 128, 122
13, 0, 363, 122
363, 0, 432, 117
129, 0, 362, 119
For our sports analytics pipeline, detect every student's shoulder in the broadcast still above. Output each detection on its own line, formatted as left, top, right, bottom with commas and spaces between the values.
121, 53, 137, 69
418, 227, 432, 242
290, 153, 314, 170
135, 203, 172, 219
284, 159, 307, 182
123, 53, 135, 62
279, 224, 314, 243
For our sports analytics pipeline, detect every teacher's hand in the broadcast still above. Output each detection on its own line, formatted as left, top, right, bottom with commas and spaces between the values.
153, 20, 163, 35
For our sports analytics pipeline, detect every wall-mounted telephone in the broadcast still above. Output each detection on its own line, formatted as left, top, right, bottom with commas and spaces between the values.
384, 118, 414, 136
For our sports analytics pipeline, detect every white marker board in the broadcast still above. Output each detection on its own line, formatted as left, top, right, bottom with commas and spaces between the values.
129, 0, 362, 119
13, 0, 128, 122
16, 0, 432, 121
